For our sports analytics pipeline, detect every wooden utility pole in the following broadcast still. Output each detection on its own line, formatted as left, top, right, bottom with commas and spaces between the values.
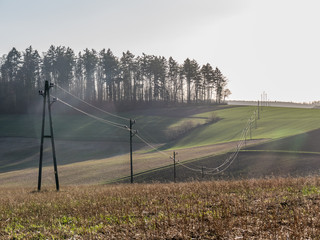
250, 118, 252, 140
244, 128, 247, 146
38, 81, 59, 191
201, 166, 204, 179
129, 119, 137, 184
258, 100, 260, 119
254, 111, 257, 129
173, 151, 177, 183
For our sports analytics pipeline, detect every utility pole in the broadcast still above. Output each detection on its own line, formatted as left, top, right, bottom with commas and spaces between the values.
201, 166, 204, 179
266, 93, 268, 107
129, 119, 137, 184
244, 134, 246, 146
254, 111, 257, 129
172, 151, 177, 183
257, 100, 260, 119
38, 81, 59, 191
250, 118, 252, 140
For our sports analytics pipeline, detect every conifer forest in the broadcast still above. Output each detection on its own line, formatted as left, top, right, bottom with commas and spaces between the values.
0, 46, 230, 113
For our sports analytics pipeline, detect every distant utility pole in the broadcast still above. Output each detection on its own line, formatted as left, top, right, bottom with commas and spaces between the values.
261, 91, 268, 109
266, 94, 268, 107
38, 81, 59, 191
201, 166, 205, 179
257, 100, 260, 119
250, 117, 252, 139
129, 119, 137, 184
254, 111, 257, 129
244, 124, 248, 146
172, 151, 178, 183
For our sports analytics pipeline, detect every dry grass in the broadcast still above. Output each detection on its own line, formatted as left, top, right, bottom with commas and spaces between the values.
1, 177, 320, 239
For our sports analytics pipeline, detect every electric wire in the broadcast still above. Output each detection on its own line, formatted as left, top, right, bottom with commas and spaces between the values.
56, 97, 130, 131
56, 84, 130, 121
53, 88, 259, 177
203, 112, 256, 175
196, 122, 248, 172
204, 140, 244, 173
135, 134, 171, 158
135, 131, 209, 172
176, 110, 257, 175
177, 161, 203, 172
53, 92, 173, 159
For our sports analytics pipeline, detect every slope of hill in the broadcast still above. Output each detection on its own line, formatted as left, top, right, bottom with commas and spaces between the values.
115, 129, 320, 183
1, 105, 320, 186
172, 106, 320, 149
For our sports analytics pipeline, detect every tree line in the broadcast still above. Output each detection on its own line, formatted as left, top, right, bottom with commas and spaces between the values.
0, 46, 230, 113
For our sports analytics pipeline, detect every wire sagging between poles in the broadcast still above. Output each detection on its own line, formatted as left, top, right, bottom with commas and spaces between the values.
56, 84, 130, 121
175, 110, 257, 176
56, 97, 130, 131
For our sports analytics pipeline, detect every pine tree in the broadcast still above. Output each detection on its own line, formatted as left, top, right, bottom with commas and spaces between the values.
99, 48, 119, 103
74, 52, 85, 99
201, 63, 215, 102
120, 51, 135, 102
168, 57, 180, 102
214, 67, 227, 103
82, 49, 98, 102
19, 46, 41, 109
0, 47, 22, 112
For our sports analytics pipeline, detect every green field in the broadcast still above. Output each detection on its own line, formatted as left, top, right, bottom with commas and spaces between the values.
172, 106, 320, 149
2, 106, 320, 144
2, 105, 320, 185
0, 106, 214, 142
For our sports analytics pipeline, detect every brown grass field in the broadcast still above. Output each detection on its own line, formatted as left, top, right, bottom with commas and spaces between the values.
1, 177, 320, 239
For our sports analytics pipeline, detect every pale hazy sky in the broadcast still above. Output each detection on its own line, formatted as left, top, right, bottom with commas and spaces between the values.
0, 0, 319, 103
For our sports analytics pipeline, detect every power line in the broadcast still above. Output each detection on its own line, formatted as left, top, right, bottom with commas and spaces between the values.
55, 95, 172, 160
204, 111, 256, 175
204, 139, 244, 173
205, 149, 241, 176
135, 134, 171, 158
54, 92, 257, 179
174, 110, 257, 176
56, 84, 130, 121
197, 118, 249, 173
56, 97, 129, 131
177, 161, 203, 172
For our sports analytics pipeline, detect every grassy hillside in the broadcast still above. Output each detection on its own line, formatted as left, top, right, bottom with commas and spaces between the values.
2, 106, 320, 146
0, 105, 220, 142
172, 106, 320, 149
2, 105, 320, 185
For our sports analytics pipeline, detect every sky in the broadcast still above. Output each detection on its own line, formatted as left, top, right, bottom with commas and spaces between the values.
0, 0, 319, 103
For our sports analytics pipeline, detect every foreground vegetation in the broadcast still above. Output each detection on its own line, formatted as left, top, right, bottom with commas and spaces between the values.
1, 177, 320, 239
